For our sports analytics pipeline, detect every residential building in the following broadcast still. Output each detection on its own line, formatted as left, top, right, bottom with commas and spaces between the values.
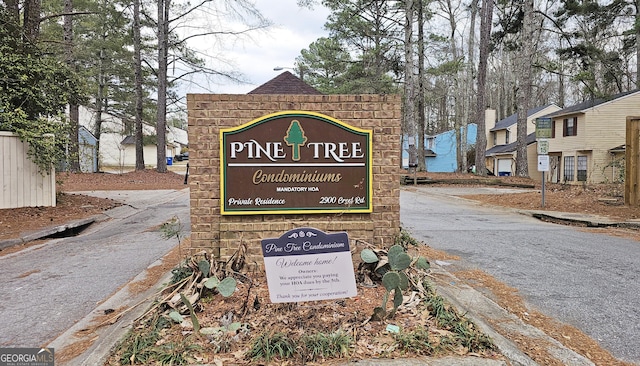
542, 90, 640, 184
77, 106, 186, 169
78, 126, 98, 173
485, 104, 561, 178
402, 124, 477, 172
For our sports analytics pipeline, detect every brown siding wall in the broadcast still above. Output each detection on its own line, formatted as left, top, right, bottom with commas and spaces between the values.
187, 94, 401, 264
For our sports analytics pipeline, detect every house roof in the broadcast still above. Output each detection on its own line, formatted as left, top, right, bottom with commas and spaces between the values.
168, 126, 188, 146
426, 123, 478, 138
79, 126, 98, 145
490, 105, 554, 132
543, 89, 640, 118
121, 135, 161, 145
485, 132, 537, 155
121, 136, 136, 145
247, 71, 322, 95
404, 148, 437, 157
610, 144, 625, 153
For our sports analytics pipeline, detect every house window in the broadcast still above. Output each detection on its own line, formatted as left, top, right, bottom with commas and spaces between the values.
505, 130, 510, 144
563, 117, 577, 136
577, 156, 587, 181
564, 156, 575, 181
427, 137, 435, 150
492, 132, 497, 146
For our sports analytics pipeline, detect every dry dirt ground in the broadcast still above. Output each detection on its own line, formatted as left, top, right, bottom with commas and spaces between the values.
0, 170, 186, 241
2, 170, 637, 365
408, 171, 639, 220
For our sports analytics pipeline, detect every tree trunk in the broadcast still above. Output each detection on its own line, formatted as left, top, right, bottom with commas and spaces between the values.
403, 0, 417, 170
95, 33, 107, 171
515, 0, 534, 178
466, 0, 478, 171
64, 0, 80, 172
156, 0, 169, 173
636, 0, 640, 89
5, 0, 20, 39
68, 105, 80, 171
417, 0, 426, 172
134, 0, 145, 171
558, 64, 565, 107
443, 0, 464, 172
23, 0, 41, 44
474, 0, 493, 176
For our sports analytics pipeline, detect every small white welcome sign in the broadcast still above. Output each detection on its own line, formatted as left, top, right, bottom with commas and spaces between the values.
261, 227, 358, 303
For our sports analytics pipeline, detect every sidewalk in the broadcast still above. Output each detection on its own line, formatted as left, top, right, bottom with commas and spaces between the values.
1, 204, 621, 365
524, 209, 640, 229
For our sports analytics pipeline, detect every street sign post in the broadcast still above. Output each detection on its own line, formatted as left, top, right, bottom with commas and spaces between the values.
535, 118, 552, 208
537, 139, 549, 155
535, 117, 553, 138
537, 155, 550, 172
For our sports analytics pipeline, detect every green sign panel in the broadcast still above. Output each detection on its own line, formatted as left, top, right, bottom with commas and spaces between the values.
535, 117, 553, 138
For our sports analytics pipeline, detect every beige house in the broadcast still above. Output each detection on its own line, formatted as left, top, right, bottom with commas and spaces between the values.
543, 90, 640, 184
484, 104, 561, 179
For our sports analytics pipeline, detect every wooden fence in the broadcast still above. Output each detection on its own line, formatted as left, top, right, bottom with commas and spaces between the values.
0, 132, 56, 209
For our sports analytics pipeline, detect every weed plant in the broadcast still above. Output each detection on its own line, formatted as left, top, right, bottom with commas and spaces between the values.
152, 339, 201, 365
393, 327, 434, 355
301, 331, 352, 361
118, 330, 159, 365
395, 228, 420, 248
425, 290, 495, 353
245, 332, 296, 362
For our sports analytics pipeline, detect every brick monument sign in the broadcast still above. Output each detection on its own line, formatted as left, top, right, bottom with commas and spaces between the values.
187, 93, 401, 264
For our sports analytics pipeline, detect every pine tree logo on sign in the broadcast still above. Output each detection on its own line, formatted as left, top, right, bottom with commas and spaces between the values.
284, 120, 307, 161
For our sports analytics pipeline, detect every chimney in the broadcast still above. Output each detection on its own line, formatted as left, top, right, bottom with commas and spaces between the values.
485, 109, 497, 148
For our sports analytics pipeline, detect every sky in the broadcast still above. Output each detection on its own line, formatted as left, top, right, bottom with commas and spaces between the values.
180, 0, 331, 95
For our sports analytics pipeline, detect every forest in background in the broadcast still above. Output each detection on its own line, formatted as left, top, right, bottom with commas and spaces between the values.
1, 0, 639, 175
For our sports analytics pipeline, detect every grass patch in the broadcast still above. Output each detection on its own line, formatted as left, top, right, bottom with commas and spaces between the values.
301, 330, 352, 362
394, 327, 434, 355
245, 332, 296, 362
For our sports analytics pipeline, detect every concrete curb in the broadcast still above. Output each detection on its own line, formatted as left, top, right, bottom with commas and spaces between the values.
430, 265, 594, 366
0, 217, 98, 251
518, 209, 640, 230
0, 188, 189, 252
48, 257, 174, 366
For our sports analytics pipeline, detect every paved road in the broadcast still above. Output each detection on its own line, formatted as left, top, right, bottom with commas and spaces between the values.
401, 186, 640, 365
0, 189, 190, 347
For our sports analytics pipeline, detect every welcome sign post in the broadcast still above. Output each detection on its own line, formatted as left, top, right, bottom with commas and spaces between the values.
261, 227, 357, 303
220, 111, 373, 215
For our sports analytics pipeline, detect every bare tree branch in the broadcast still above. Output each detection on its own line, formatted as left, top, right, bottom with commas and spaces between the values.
40, 11, 95, 23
